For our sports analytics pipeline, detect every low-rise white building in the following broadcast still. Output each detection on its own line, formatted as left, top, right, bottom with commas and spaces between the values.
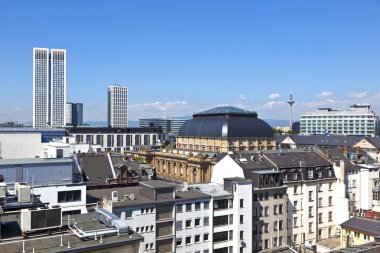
0, 158, 87, 214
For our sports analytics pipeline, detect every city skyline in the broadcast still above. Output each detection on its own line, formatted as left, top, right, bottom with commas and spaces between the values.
0, 1, 379, 123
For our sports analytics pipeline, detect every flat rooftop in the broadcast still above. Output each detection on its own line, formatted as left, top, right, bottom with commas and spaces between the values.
87, 184, 210, 208
190, 183, 231, 198
0, 158, 73, 166
0, 212, 143, 253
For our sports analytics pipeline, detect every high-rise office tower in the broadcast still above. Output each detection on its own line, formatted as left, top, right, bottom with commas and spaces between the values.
108, 85, 128, 128
66, 102, 83, 127
33, 48, 66, 128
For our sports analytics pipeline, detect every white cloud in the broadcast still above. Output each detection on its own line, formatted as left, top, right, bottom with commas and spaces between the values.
316, 91, 334, 98
238, 95, 247, 100
347, 92, 368, 99
269, 93, 280, 100
130, 101, 188, 111
261, 101, 286, 109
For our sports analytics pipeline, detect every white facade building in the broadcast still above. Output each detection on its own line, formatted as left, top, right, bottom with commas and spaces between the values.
66, 127, 163, 153
300, 104, 379, 136
33, 48, 66, 128
108, 85, 128, 128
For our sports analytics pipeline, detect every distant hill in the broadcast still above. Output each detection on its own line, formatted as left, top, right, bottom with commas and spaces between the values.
84, 120, 139, 127
264, 119, 291, 127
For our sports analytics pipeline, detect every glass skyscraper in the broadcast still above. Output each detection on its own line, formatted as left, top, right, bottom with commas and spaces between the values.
33, 48, 66, 128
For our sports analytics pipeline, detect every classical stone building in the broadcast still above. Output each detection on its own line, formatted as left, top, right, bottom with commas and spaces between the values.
139, 106, 275, 183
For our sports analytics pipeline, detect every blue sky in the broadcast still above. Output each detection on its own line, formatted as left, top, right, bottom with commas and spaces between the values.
0, 0, 380, 122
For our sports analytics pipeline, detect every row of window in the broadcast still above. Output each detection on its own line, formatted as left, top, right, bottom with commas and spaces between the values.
177, 201, 209, 213
176, 217, 209, 230
136, 225, 154, 234
176, 233, 209, 247
253, 204, 284, 217
253, 190, 284, 201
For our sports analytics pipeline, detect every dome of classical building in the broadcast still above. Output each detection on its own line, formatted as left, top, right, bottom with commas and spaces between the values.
178, 106, 274, 138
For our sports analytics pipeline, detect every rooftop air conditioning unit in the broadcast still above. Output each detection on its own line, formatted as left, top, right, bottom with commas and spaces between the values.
15, 182, 31, 203
19, 206, 62, 233
129, 194, 135, 201
111, 191, 118, 202
0, 182, 6, 198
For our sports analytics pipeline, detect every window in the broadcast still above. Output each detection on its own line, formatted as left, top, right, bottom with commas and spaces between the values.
240, 199, 244, 208
176, 238, 182, 247
308, 169, 313, 179
294, 234, 298, 244
279, 204, 283, 214
150, 225, 154, 231
274, 205, 278, 215
186, 219, 191, 228
309, 191, 313, 202
329, 211, 332, 222
294, 217, 298, 227
317, 170, 322, 178
177, 204, 183, 213
204, 217, 209, 226
294, 201, 298, 210
329, 196, 332, 206
265, 192, 269, 200
240, 215, 244, 224
186, 236, 191, 245
329, 182, 333, 190
176, 220, 183, 230
204, 233, 209, 241
274, 221, 278, 231
186, 203, 192, 212
58, 190, 81, 203
329, 227, 332, 237
318, 183, 322, 191
240, 231, 244, 240
204, 201, 209, 209
319, 213, 323, 224
195, 218, 200, 227
279, 236, 283, 246
309, 222, 313, 233
309, 206, 313, 218
141, 208, 145, 214
293, 172, 298, 180
319, 197, 323, 207
294, 186, 298, 194
195, 202, 201, 210
279, 220, 283, 230
195, 234, 200, 243
328, 169, 332, 177
265, 206, 269, 216
264, 223, 269, 233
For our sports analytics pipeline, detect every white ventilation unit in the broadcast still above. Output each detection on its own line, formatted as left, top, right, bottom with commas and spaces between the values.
129, 194, 135, 201
15, 182, 31, 203
111, 191, 118, 202
0, 182, 6, 198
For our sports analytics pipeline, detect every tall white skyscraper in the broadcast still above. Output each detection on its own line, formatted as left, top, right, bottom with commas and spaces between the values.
108, 85, 128, 128
33, 48, 66, 128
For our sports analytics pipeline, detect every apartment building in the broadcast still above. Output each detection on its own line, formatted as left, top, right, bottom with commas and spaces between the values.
211, 153, 288, 252
264, 151, 336, 246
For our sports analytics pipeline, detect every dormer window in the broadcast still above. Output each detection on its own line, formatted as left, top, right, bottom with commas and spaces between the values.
308, 169, 313, 179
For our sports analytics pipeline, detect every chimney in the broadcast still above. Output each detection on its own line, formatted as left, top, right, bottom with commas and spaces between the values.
343, 146, 349, 158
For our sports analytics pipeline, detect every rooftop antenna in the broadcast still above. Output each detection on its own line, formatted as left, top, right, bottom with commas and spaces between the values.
288, 92, 295, 132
